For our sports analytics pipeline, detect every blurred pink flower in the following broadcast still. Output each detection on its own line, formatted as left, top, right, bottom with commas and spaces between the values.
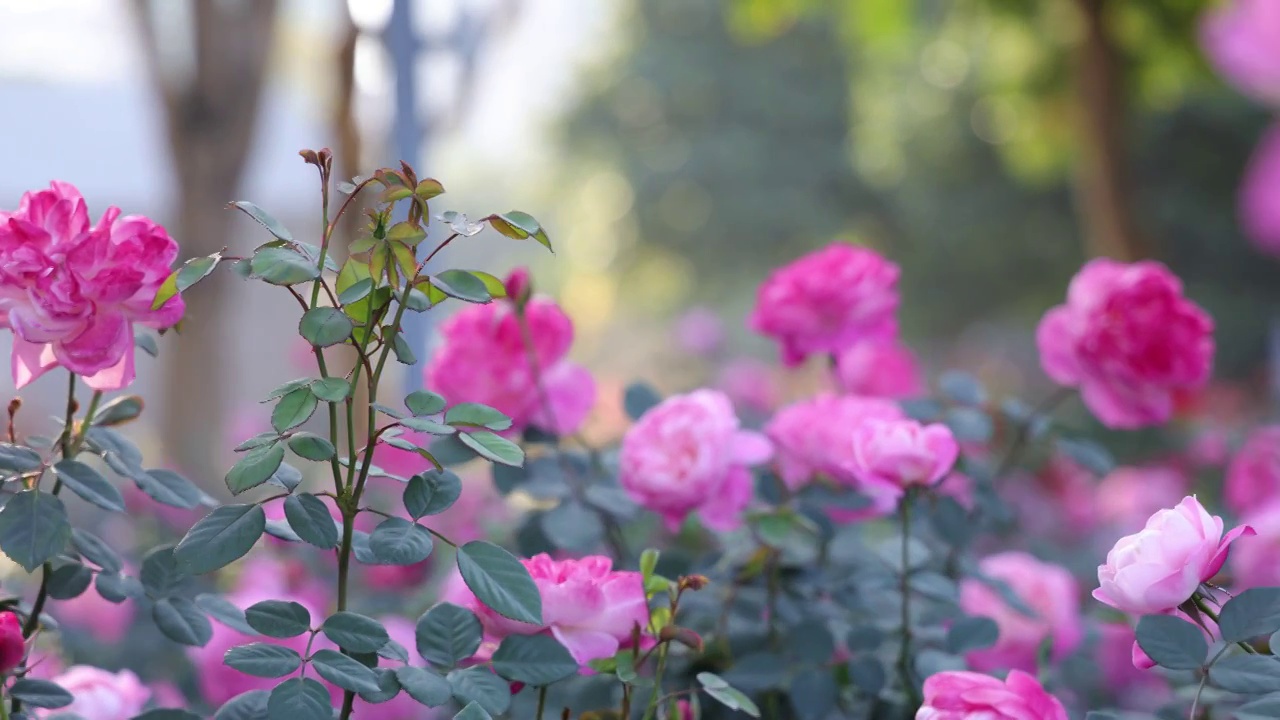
1037, 259, 1214, 429
0, 181, 183, 390
425, 296, 595, 436
849, 419, 958, 491
715, 358, 781, 415
1226, 425, 1280, 515
1095, 622, 1169, 706
1187, 428, 1231, 468
917, 670, 1067, 720
0, 611, 23, 673
620, 389, 772, 531
52, 577, 135, 644
674, 306, 725, 357
1240, 124, 1280, 255
1231, 500, 1280, 589
454, 554, 648, 666
748, 243, 900, 366
834, 340, 924, 398
1094, 496, 1253, 616
42, 666, 151, 720
1095, 465, 1188, 534
1200, 0, 1280, 106
959, 552, 1083, 673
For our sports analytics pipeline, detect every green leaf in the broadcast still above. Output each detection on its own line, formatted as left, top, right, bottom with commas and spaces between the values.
400, 417, 455, 435
231, 201, 294, 241
338, 277, 373, 305
265, 462, 302, 493
8, 678, 73, 709
267, 677, 332, 720
392, 331, 417, 364
135, 468, 204, 509
283, 494, 338, 549
395, 666, 451, 707
1210, 654, 1280, 693
245, 600, 311, 638
491, 634, 578, 685
53, 459, 124, 512
368, 518, 434, 565
311, 648, 382, 694
405, 390, 446, 416
698, 672, 761, 717
457, 431, 524, 467
175, 504, 266, 575
151, 252, 222, 311
446, 667, 511, 716
484, 211, 553, 252
1219, 588, 1280, 643
444, 403, 512, 431
452, 702, 494, 720
133, 709, 205, 720
299, 307, 353, 348
311, 377, 351, 402
140, 546, 186, 595
404, 471, 462, 518
272, 389, 318, 433
623, 383, 662, 421
197, 593, 258, 635
250, 246, 318, 286
91, 395, 144, 426
46, 559, 92, 599
71, 528, 122, 573
224, 643, 302, 678
322, 612, 390, 653
96, 572, 146, 603
415, 603, 482, 668
1135, 614, 1208, 670
468, 270, 507, 298
0, 443, 42, 473
1239, 695, 1280, 720
226, 444, 285, 495
357, 667, 402, 704
456, 540, 542, 625
287, 433, 336, 462
433, 270, 492, 303
1055, 437, 1114, 476
945, 616, 1000, 655
387, 220, 427, 246
0, 491, 71, 572
153, 596, 213, 646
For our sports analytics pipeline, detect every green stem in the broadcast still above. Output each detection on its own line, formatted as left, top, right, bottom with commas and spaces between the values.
535, 686, 548, 719
1194, 598, 1257, 654
640, 644, 669, 720
898, 490, 920, 707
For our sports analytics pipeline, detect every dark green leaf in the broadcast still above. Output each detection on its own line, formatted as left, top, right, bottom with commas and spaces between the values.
789, 670, 837, 720
789, 619, 836, 664
452, 702, 493, 720
484, 211, 552, 252
1239, 694, 1280, 720
697, 672, 760, 717
9, 679, 73, 709
96, 572, 145, 603
225, 643, 302, 678
216, 690, 269, 720
395, 666, 451, 707
338, 278, 373, 305
428, 435, 479, 466
404, 471, 462, 518
623, 382, 662, 420
134, 709, 204, 720
540, 501, 603, 553
944, 407, 993, 443
1135, 614, 1208, 670
0, 444, 42, 473
153, 596, 213, 646
250, 247, 317, 286
245, 600, 311, 638
321, 612, 389, 653
267, 678, 332, 720
231, 201, 294, 242
287, 433, 335, 462
946, 616, 1000, 654
392, 332, 416, 365
1210, 654, 1280, 693
71, 528, 121, 573
847, 657, 886, 695
175, 505, 266, 575
491, 634, 578, 685
368, 518, 433, 565
311, 649, 382, 694
456, 541, 541, 624
46, 560, 92, 599
1219, 588, 1280, 643
1055, 437, 1114, 476
197, 593, 258, 635
433, 270, 492, 303
91, 395, 144, 427
135, 469, 203, 509
310, 378, 351, 403
444, 403, 512, 431
0, 491, 71, 572
226, 444, 285, 495
937, 371, 987, 406
283, 494, 338, 549
299, 307, 353, 348
415, 603, 482, 668
151, 252, 222, 311
400, 417, 454, 435
457, 431, 524, 467
53, 459, 124, 512
446, 667, 511, 716
272, 389, 318, 434
405, 391, 447, 416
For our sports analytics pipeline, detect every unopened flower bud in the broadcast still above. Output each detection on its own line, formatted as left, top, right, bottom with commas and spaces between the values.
659, 625, 704, 653
0, 611, 25, 673
504, 267, 532, 308
678, 574, 711, 592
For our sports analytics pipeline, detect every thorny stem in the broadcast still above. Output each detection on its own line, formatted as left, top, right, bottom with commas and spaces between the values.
898, 490, 921, 707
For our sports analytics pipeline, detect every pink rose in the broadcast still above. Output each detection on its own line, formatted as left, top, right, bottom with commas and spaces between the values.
715, 358, 782, 415
959, 552, 1083, 673
454, 554, 649, 666
1200, 0, 1280, 106
849, 419, 958, 491
1231, 500, 1280, 589
0, 611, 23, 673
0, 182, 184, 390
42, 666, 151, 720
1036, 259, 1213, 429
917, 670, 1067, 720
425, 296, 595, 436
620, 390, 772, 531
834, 340, 924, 398
748, 243, 900, 366
1095, 465, 1188, 534
1093, 496, 1254, 616
1240, 124, 1280, 255
1226, 425, 1280, 515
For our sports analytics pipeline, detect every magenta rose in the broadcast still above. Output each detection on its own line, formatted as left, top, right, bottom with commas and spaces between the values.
620, 389, 772, 531
42, 666, 151, 720
0, 181, 184, 390
425, 294, 595, 436
748, 242, 900, 366
1240, 124, 1280, 255
0, 611, 23, 674
1036, 259, 1213, 429
1225, 425, 1280, 515
849, 418, 958, 492
834, 339, 924, 398
959, 552, 1083, 673
455, 554, 648, 666
1200, 0, 1280, 106
1094, 496, 1254, 616
917, 670, 1068, 720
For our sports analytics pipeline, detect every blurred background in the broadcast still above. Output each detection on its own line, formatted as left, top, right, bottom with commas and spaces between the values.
0, 0, 1276, 484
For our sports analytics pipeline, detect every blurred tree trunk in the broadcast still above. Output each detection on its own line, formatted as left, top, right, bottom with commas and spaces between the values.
1071, 0, 1151, 261
134, 0, 278, 482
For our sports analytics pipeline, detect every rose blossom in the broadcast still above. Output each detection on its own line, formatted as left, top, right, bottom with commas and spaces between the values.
917, 670, 1068, 720
748, 243, 900, 365
849, 418, 958, 491
0, 181, 184, 390
1240, 124, 1280, 255
620, 389, 772, 531
0, 611, 23, 673
1036, 259, 1213, 429
43, 666, 151, 720
453, 554, 648, 666
1200, 0, 1280, 106
1093, 496, 1254, 616
959, 552, 1083, 673
834, 340, 924, 398
1225, 425, 1280, 515
425, 279, 595, 436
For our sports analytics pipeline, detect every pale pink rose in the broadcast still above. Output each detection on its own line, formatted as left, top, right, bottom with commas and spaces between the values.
1200, 0, 1280, 106
1095, 466, 1188, 534
1231, 500, 1280, 589
425, 296, 595, 436
0, 182, 183, 390
917, 670, 1068, 720
52, 580, 135, 644
42, 666, 151, 720
1096, 623, 1169, 706
1225, 425, 1280, 515
1036, 259, 1214, 429
1093, 496, 1254, 616
834, 340, 924, 398
715, 358, 782, 415
1240, 125, 1280, 255
620, 389, 772, 531
849, 419, 958, 491
453, 554, 649, 666
959, 552, 1083, 673
748, 243, 900, 366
